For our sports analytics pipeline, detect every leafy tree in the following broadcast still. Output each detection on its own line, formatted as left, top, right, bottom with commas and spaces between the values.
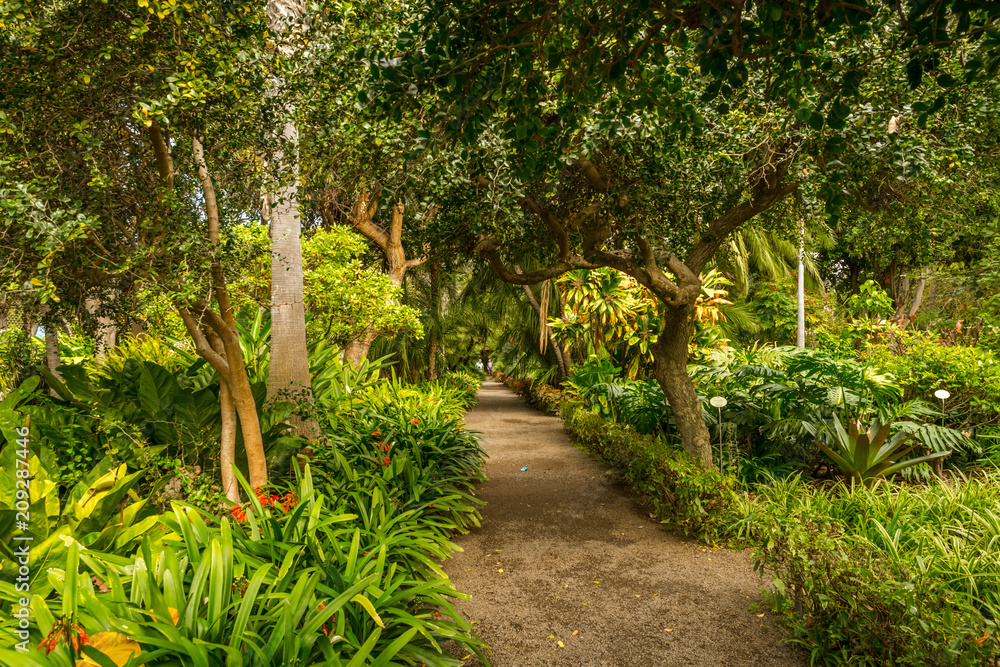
364, 1, 1000, 466
0, 0, 278, 495
302, 228, 424, 347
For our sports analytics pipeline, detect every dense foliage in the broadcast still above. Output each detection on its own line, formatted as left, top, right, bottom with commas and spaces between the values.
1, 0, 1000, 664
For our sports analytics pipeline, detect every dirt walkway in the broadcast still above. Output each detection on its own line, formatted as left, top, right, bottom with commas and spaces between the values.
444, 382, 807, 667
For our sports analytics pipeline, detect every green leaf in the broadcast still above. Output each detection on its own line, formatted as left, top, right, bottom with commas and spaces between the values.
351, 593, 385, 628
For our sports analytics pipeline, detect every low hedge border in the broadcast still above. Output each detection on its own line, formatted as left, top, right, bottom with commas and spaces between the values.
498, 374, 738, 543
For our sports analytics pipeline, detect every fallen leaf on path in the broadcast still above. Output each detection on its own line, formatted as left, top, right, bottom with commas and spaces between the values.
497, 569, 504, 573
757, 613, 765, 617
664, 628, 672, 632
593, 581, 600, 584
558, 641, 565, 648
572, 630, 579, 636
546, 635, 555, 639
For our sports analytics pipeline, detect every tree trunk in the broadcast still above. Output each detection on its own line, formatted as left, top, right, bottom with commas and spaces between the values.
796, 216, 805, 348
521, 283, 569, 378
218, 379, 239, 503
265, 0, 319, 441
347, 196, 429, 364
901, 277, 926, 329
427, 332, 438, 380
186, 136, 269, 490
85, 293, 117, 359
652, 308, 712, 466
211, 328, 240, 504
43, 309, 62, 397
344, 328, 378, 367
428, 259, 441, 380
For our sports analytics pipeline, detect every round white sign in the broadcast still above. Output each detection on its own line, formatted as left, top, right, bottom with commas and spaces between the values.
934, 389, 951, 400
709, 396, 728, 408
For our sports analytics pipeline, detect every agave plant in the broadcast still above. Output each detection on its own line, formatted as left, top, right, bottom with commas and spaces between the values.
805, 414, 951, 487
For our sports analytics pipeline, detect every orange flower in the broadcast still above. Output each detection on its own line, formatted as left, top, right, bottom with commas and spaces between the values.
410, 418, 420, 425
317, 603, 337, 636
149, 607, 180, 626
39, 619, 88, 655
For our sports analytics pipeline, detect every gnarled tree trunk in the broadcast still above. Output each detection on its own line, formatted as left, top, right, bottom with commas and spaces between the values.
343, 328, 378, 367
340, 196, 428, 366
652, 308, 712, 463
477, 149, 797, 468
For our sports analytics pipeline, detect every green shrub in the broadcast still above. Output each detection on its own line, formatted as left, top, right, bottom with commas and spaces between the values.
0, 467, 489, 666
864, 331, 1000, 428
733, 474, 1000, 666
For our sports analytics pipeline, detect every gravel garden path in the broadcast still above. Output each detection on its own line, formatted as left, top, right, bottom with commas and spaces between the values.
443, 382, 807, 667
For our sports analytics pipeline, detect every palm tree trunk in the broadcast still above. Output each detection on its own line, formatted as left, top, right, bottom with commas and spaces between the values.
265, 0, 319, 440
428, 259, 441, 380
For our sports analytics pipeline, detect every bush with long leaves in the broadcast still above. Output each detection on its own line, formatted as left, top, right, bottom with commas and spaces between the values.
0, 466, 489, 666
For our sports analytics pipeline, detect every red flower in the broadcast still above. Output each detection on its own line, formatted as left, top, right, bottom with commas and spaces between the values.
372, 430, 382, 436
38, 619, 88, 655
382, 443, 391, 452
411, 418, 420, 425
231, 505, 247, 522
383, 456, 391, 467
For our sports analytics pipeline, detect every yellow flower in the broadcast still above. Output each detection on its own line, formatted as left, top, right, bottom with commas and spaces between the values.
75, 632, 142, 667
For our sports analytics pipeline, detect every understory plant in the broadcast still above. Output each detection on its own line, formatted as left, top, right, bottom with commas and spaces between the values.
804, 413, 958, 486
0, 466, 489, 667
734, 474, 1000, 666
